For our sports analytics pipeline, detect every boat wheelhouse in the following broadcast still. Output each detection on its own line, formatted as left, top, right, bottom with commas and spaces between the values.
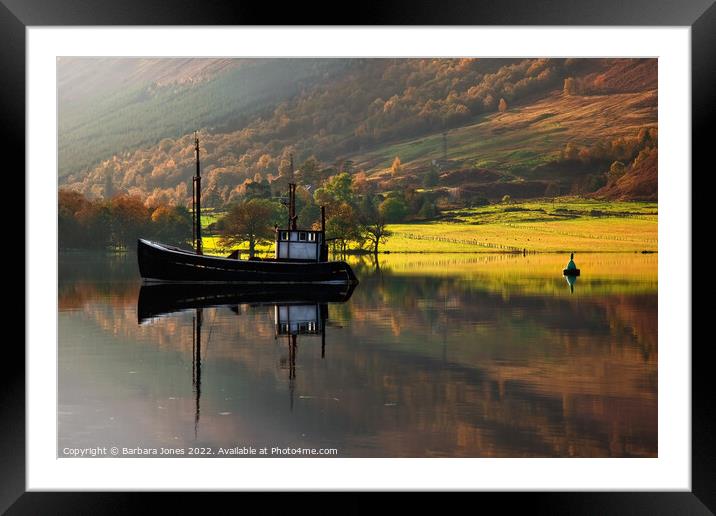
275, 228, 327, 261
272, 183, 329, 263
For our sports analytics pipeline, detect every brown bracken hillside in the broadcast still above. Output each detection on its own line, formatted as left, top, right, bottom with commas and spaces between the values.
58, 58, 657, 205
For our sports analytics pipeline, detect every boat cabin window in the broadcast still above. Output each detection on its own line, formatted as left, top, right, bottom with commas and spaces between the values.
298, 231, 307, 241
280, 231, 289, 241
308, 232, 316, 242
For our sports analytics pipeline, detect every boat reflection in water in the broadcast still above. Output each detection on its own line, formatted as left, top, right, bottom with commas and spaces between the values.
137, 282, 356, 437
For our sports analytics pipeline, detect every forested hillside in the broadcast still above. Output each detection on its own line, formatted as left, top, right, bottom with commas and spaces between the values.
58, 58, 657, 205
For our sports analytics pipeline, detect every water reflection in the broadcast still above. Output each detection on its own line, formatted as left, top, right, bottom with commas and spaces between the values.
564, 274, 577, 293
58, 252, 657, 457
137, 283, 355, 436
192, 308, 202, 438
137, 283, 356, 324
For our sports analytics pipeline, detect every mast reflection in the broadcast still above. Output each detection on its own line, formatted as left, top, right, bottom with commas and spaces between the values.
192, 308, 202, 438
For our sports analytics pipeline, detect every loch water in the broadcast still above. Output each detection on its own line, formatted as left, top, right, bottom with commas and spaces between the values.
58, 252, 657, 457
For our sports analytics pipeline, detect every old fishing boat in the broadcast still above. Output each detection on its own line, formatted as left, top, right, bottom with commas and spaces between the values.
137, 134, 357, 285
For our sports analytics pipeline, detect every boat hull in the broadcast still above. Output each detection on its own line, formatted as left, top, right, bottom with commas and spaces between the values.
137, 239, 358, 284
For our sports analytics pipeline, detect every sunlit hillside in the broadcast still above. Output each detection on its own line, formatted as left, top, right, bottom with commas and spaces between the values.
58, 58, 657, 205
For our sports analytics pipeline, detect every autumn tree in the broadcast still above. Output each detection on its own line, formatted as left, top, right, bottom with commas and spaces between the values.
498, 98, 508, 113
59, 189, 111, 249
219, 198, 279, 258
299, 202, 321, 229
244, 178, 272, 199
59, 189, 89, 249
277, 158, 293, 178
109, 194, 151, 249
352, 170, 370, 194
544, 181, 560, 199
256, 153, 273, 171
360, 220, 391, 256
358, 194, 392, 255
379, 196, 408, 223
59, 190, 198, 250
391, 156, 402, 177
269, 170, 292, 198
637, 127, 656, 146
418, 199, 438, 219
75, 200, 112, 249
298, 156, 322, 186
577, 147, 592, 163
104, 167, 114, 199
295, 186, 319, 227
563, 77, 577, 96
314, 172, 354, 208
325, 202, 361, 254
314, 174, 361, 252
150, 205, 192, 246
607, 161, 627, 184
561, 142, 581, 161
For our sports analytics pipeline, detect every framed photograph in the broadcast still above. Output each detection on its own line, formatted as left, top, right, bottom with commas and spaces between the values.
8, 0, 710, 511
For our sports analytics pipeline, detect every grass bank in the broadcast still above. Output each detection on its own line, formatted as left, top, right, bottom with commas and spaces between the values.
385, 199, 657, 253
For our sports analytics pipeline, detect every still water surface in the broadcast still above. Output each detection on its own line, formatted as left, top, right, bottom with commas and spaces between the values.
59, 252, 657, 457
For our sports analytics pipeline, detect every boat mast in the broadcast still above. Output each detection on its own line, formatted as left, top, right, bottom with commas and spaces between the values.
320, 205, 327, 261
192, 132, 203, 255
288, 154, 297, 230
288, 183, 297, 230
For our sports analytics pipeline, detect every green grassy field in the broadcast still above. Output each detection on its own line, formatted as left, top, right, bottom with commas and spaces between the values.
200, 198, 657, 256
200, 208, 223, 227
385, 199, 657, 253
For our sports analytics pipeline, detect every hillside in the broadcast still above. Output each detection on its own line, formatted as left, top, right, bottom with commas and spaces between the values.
58, 58, 344, 178
351, 89, 657, 199
58, 58, 657, 204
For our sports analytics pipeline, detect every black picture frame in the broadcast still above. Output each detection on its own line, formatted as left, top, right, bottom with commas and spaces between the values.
6, 0, 710, 512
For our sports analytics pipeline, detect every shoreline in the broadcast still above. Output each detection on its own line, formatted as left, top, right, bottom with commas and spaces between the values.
59, 248, 658, 256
